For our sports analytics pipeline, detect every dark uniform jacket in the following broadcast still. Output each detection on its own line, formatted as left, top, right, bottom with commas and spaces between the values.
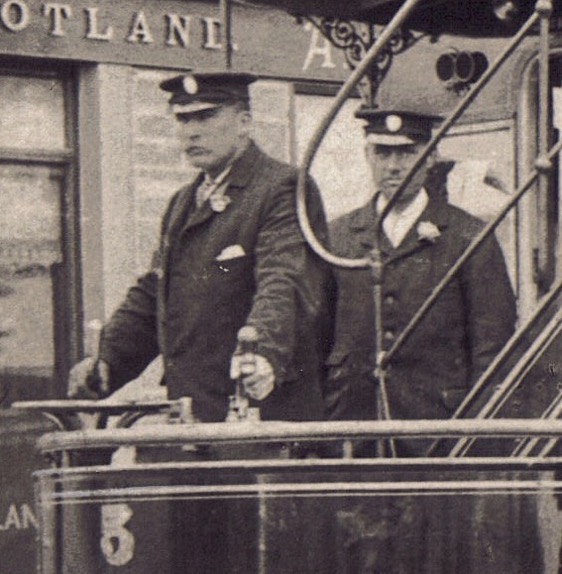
99, 142, 332, 422
325, 184, 516, 428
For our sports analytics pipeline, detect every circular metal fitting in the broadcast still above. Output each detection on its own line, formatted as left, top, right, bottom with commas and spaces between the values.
534, 155, 553, 173
535, 0, 553, 17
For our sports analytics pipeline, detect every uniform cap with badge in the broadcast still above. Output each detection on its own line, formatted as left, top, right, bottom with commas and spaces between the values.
355, 108, 443, 146
160, 71, 258, 116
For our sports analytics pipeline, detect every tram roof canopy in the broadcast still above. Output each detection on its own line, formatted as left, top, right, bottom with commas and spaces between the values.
243, 0, 557, 37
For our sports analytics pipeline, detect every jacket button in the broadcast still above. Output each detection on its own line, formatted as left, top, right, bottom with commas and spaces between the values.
384, 295, 396, 305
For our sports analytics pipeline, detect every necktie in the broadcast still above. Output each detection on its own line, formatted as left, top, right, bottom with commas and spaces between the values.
195, 178, 216, 209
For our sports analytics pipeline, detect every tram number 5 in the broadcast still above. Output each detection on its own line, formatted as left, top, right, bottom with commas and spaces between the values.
100, 503, 135, 566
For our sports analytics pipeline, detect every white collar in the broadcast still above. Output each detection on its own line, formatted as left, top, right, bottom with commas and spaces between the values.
376, 188, 429, 248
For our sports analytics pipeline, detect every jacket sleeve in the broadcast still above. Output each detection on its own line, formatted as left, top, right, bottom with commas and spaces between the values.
98, 269, 160, 391
460, 231, 516, 384
97, 190, 184, 390
244, 168, 333, 385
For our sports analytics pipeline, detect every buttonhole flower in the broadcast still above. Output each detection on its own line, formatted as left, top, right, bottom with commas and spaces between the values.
417, 221, 441, 243
209, 194, 232, 213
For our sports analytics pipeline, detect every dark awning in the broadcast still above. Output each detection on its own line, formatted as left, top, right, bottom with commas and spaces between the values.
242, 0, 556, 37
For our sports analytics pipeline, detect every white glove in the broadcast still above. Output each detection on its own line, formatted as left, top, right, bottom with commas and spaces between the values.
68, 357, 111, 399
230, 354, 275, 401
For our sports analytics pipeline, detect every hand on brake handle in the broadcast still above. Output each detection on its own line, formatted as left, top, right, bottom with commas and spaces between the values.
230, 354, 275, 401
68, 357, 111, 400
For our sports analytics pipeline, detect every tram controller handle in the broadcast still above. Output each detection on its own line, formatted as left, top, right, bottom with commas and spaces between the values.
227, 326, 259, 422
85, 319, 107, 397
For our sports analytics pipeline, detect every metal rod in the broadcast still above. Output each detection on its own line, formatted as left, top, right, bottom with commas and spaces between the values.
35, 474, 58, 574
36, 479, 562, 502
538, 436, 561, 457
423, 277, 562, 456
534, 0, 553, 288
449, 307, 562, 456
12, 399, 175, 413
512, 391, 562, 456
462, 306, 562, 423
451, 276, 562, 421
36, 419, 562, 454
221, 0, 233, 69
33, 455, 562, 475
471, 311, 562, 420
370, 233, 396, 456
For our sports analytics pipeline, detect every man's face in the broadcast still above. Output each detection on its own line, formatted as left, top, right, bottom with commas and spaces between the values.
176, 104, 250, 176
366, 140, 432, 207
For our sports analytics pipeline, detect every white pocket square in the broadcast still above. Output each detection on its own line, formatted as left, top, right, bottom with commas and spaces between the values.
216, 244, 246, 261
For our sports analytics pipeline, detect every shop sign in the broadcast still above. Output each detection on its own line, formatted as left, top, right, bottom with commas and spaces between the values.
0, 0, 349, 81
0, 502, 37, 531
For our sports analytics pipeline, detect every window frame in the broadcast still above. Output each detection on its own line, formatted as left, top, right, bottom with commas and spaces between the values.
0, 59, 81, 400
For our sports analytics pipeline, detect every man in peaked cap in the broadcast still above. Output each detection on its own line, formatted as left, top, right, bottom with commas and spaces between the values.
325, 107, 516, 454
321, 109, 543, 574
69, 71, 333, 424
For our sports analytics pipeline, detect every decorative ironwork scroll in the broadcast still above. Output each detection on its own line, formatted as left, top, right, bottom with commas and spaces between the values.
300, 16, 424, 106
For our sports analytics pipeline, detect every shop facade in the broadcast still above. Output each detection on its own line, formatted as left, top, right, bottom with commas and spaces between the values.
0, 0, 368, 404
0, 0, 549, 402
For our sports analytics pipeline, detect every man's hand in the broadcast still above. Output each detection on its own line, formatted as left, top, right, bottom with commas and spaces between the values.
68, 357, 111, 399
230, 354, 275, 401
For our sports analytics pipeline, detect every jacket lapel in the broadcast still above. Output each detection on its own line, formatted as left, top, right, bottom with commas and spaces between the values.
165, 175, 201, 238
348, 196, 395, 258
182, 198, 215, 231
226, 141, 261, 191
347, 201, 378, 256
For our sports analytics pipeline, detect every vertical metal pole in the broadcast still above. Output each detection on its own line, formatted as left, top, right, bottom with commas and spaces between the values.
535, 0, 553, 289
221, 0, 233, 69
370, 225, 396, 458
257, 476, 267, 574
35, 473, 58, 574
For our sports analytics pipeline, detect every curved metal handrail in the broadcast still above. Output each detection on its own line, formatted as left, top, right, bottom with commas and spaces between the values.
11, 399, 176, 430
293, 5, 548, 379
295, 9, 540, 268
295, 0, 424, 268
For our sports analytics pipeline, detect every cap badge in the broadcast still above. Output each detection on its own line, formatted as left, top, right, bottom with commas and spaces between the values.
386, 114, 402, 132
182, 75, 199, 95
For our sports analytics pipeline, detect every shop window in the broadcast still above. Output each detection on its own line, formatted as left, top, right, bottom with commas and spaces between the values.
0, 66, 77, 404
293, 91, 370, 222
0, 76, 65, 150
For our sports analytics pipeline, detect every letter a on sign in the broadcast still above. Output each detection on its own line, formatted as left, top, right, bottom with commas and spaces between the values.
302, 23, 336, 71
